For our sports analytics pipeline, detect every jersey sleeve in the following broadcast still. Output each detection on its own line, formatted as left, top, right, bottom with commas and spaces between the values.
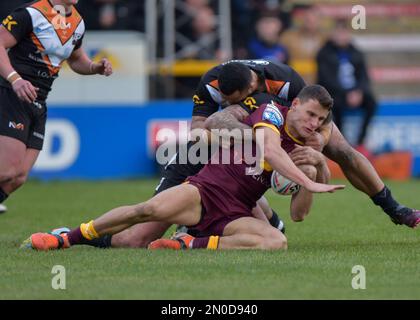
248, 102, 284, 135
73, 33, 84, 51
288, 68, 307, 101
1, 7, 32, 43
238, 92, 277, 114
192, 78, 220, 118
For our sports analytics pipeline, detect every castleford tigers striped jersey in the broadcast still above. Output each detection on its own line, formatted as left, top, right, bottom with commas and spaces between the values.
192, 59, 306, 118
0, 0, 85, 102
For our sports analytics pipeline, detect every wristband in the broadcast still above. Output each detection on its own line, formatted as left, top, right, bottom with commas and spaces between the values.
6, 71, 21, 84
89, 61, 95, 74
11, 77, 23, 86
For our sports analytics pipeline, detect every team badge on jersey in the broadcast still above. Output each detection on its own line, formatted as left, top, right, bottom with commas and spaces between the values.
262, 102, 283, 128
2, 16, 17, 31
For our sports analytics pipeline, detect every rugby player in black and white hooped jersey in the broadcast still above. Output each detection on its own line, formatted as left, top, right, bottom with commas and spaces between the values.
0, 0, 112, 213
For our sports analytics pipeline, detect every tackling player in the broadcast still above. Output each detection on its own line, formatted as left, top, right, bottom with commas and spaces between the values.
23, 85, 345, 251
82, 60, 306, 249
0, 0, 113, 214
203, 61, 420, 228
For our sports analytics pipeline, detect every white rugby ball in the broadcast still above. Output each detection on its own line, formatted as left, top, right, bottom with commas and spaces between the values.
271, 171, 301, 196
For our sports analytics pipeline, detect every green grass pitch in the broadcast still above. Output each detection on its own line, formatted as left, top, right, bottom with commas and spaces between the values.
0, 178, 419, 299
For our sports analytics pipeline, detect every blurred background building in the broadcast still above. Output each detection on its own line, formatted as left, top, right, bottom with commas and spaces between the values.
1, 0, 420, 180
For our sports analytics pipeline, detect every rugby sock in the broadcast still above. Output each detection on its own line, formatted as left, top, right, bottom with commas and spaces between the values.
0, 188, 9, 203
192, 236, 219, 250
85, 235, 113, 248
67, 221, 99, 246
371, 186, 401, 216
269, 210, 280, 228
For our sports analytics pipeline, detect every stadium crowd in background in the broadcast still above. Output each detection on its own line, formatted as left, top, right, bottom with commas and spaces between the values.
317, 18, 377, 158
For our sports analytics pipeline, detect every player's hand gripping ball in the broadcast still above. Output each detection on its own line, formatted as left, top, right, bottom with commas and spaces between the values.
271, 171, 301, 195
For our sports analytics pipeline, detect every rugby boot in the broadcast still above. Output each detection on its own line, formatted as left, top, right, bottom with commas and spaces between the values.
389, 206, 420, 228
148, 232, 195, 250
20, 232, 70, 251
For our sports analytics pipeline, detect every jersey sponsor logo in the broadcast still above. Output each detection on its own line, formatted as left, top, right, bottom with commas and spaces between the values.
223, 59, 270, 67
193, 95, 205, 105
262, 102, 283, 128
51, 5, 71, 30
72, 32, 83, 45
243, 97, 258, 111
9, 122, 25, 131
33, 131, 44, 140
2, 15, 17, 31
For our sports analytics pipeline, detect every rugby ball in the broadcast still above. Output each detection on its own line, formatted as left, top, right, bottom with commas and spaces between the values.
271, 171, 301, 196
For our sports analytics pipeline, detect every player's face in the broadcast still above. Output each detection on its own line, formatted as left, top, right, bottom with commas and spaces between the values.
289, 98, 329, 139
222, 88, 251, 104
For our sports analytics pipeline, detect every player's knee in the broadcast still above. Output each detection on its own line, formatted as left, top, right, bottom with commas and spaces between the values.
299, 165, 317, 181
290, 212, 306, 222
0, 166, 20, 183
11, 171, 28, 191
135, 200, 160, 221
262, 229, 288, 250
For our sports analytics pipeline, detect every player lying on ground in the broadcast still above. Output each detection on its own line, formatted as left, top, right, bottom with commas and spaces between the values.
86, 60, 419, 251
202, 62, 420, 228
22, 85, 345, 251
76, 60, 327, 249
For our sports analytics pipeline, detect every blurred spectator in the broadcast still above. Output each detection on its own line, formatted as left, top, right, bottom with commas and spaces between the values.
280, 4, 325, 84
76, 0, 144, 32
231, 0, 290, 59
177, 6, 226, 61
317, 19, 377, 154
0, 1, 31, 19
248, 14, 289, 64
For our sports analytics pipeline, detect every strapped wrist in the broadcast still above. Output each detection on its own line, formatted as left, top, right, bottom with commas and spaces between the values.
6, 71, 21, 84
11, 77, 23, 86
89, 61, 96, 74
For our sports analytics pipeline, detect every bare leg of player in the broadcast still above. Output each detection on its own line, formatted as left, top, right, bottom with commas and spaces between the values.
0, 136, 27, 209
92, 184, 202, 235
219, 217, 287, 250
110, 222, 172, 248
324, 123, 420, 228
1, 148, 40, 194
23, 184, 204, 250
324, 123, 383, 196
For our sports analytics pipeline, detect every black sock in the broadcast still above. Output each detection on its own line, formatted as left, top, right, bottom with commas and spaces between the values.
85, 235, 113, 248
371, 186, 401, 216
0, 188, 8, 203
269, 209, 280, 228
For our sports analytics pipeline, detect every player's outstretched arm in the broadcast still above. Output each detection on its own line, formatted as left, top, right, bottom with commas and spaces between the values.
67, 47, 113, 76
262, 127, 345, 193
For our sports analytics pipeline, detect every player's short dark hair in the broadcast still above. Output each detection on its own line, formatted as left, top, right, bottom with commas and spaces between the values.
297, 85, 334, 111
218, 62, 252, 95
